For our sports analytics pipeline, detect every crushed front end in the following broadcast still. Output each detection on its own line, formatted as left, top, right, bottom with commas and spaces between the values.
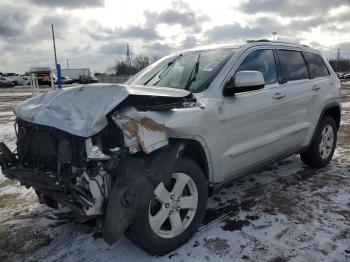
0, 119, 123, 216
0, 84, 196, 245
0, 111, 186, 244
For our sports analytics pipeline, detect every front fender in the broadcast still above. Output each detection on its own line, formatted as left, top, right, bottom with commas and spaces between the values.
103, 142, 185, 244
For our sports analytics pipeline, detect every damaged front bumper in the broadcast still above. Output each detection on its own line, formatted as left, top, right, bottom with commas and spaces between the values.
0, 143, 61, 191
0, 148, 64, 192
0, 142, 110, 215
0, 140, 186, 244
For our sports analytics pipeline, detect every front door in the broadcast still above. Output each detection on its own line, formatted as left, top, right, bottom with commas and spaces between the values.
218, 48, 291, 180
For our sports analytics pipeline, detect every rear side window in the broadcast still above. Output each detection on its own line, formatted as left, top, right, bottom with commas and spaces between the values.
277, 50, 309, 81
237, 49, 277, 85
305, 53, 329, 78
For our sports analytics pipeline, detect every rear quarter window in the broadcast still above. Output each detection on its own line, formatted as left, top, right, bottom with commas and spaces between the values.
277, 50, 309, 82
305, 53, 329, 78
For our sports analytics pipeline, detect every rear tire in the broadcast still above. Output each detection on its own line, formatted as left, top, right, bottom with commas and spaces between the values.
300, 115, 337, 168
126, 157, 208, 255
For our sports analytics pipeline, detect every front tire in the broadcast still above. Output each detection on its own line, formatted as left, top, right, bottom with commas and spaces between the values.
126, 157, 208, 255
301, 115, 337, 168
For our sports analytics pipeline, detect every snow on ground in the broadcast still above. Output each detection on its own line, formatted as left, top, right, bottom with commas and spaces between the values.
342, 102, 350, 108
0, 87, 350, 262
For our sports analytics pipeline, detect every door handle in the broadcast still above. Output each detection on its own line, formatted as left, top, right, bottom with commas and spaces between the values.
273, 92, 286, 99
312, 85, 321, 90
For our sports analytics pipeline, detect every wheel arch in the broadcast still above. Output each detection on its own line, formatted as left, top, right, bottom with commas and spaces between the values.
169, 137, 214, 192
310, 102, 341, 146
323, 104, 341, 130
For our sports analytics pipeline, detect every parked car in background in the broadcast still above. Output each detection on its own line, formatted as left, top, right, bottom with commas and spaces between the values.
0, 76, 17, 85
341, 73, 350, 80
1, 73, 24, 85
61, 76, 74, 84
0, 74, 30, 86
0, 40, 341, 255
11, 75, 31, 86
0, 79, 15, 88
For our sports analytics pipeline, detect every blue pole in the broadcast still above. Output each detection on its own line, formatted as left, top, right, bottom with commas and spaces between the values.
56, 63, 62, 89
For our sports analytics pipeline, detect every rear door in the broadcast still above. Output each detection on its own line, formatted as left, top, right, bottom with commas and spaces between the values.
303, 52, 334, 141
275, 49, 314, 147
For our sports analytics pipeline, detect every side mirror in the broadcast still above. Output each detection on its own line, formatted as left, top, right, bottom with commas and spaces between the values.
225, 70, 265, 95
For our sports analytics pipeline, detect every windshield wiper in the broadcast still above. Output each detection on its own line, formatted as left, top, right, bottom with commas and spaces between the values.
143, 54, 182, 85
185, 53, 201, 90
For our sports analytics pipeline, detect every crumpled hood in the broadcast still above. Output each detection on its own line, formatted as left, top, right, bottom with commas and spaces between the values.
15, 83, 190, 137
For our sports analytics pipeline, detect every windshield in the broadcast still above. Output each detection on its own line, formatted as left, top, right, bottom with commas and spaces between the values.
127, 48, 236, 93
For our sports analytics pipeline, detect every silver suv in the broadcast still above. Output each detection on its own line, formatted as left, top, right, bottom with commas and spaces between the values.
0, 40, 341, 255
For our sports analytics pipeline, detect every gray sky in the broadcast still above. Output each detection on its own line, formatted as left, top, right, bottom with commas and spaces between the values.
0, 0, 349, 73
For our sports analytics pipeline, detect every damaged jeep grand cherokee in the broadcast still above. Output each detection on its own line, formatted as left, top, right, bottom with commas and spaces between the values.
0, 41, 341, 255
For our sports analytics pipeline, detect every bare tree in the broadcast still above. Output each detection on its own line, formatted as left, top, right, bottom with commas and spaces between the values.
329, 59, 350, 72
114, 54, 152, 75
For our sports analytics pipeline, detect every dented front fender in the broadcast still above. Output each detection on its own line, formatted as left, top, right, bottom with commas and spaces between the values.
112, 107, 169, 154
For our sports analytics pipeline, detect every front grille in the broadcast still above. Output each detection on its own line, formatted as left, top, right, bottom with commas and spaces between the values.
17, 120, 58, 171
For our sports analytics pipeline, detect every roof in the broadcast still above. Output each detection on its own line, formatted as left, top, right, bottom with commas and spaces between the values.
181, 39, 320, 54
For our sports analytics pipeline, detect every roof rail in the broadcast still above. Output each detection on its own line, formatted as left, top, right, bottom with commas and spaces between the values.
246, 39, 270, 43
246, 39, 311, 48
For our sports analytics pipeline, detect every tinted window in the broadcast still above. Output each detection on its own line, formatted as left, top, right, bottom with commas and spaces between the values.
277, 50, 309, 81
237, 49, 277, 85
305, 53, 329, 78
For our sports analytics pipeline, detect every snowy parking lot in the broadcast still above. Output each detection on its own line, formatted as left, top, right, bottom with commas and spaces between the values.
0, 87, 350, 261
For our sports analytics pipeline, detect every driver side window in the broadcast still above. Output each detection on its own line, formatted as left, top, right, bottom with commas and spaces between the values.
237, 49, 277, 85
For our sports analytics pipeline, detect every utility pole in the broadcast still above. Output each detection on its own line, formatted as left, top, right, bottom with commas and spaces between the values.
51, 24, 61, 89
126, 43, 131, 67
66, 59, 69, 69
336, 48, 340, 72
52, 24, 57, 66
